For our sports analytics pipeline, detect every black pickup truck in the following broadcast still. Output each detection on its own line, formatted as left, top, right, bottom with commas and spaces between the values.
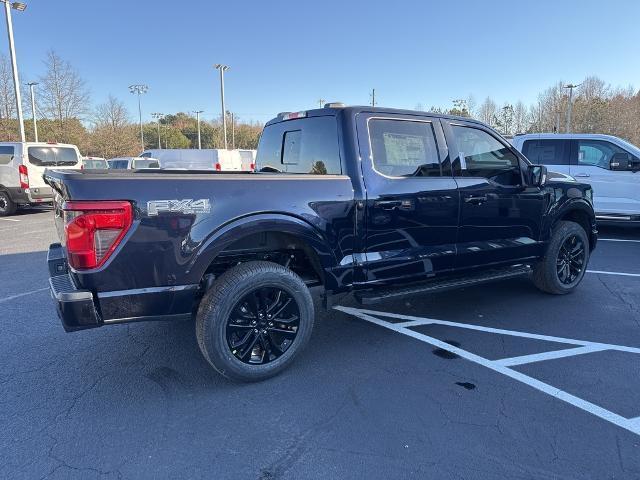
45, 105, 597, 381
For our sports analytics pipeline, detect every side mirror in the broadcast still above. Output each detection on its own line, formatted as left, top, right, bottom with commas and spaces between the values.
528, 164, 547, 187
610, 152, 634, 171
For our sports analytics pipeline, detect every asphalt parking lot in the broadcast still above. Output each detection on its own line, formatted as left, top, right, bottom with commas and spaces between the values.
1, 208, 640, 479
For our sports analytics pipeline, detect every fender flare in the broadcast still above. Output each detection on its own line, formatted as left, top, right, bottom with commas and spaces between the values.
546, 197, 596, 244
187, 213, 338, 284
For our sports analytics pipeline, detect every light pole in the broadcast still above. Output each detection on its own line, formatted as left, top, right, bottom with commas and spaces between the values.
26, 81, 37, 141
193, 110, 203, 149
129, 84, 148, 150
2, 1, 27, 142
563, 83, 581, 133
214, 64, 229, 149
230, 112, 235, 149
151, 112, 164, 149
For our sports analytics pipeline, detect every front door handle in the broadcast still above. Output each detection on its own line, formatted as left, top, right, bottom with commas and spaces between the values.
464, 195, 488, 205
574, 173, 590, 178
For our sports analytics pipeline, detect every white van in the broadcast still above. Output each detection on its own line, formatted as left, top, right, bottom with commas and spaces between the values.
238, 149, 257, 171
140, 149, 243, 171
107, 157, 160, 169
512, 134, 640, 224
0, 142, 81, 216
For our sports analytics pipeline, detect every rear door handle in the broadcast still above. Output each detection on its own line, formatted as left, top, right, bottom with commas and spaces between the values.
464, 195, 488, 205
574, 173, 590, 178
375, 200, 403, 210
375, 200, 416, 211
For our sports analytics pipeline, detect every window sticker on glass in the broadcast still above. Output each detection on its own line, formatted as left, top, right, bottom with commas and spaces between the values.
459, 151, 467, 169
383, 133, 426, 166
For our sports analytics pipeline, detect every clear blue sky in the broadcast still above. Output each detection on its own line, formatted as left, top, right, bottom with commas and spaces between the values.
6, 0, 640, 124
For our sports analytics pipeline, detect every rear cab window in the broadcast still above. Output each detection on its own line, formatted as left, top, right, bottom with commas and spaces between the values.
27, 146, 79, 167
256, 116, 341, 174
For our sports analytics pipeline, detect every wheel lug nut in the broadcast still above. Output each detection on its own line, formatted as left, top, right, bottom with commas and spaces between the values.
254, 329, 259, 333
268, 322, 273, 327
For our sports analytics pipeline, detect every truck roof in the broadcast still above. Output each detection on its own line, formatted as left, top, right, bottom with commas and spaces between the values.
264, 105, 486, 127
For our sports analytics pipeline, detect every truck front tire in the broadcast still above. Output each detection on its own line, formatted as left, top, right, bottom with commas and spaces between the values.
532, 221, 590, 295
195, 261, 315, 382
0, 191, 16, 217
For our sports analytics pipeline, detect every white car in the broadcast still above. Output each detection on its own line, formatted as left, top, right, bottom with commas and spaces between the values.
81, 156, 108, 169
512, 134, 640, 224
140, 149, 244, 171
0, 142, 81, 216
107, 157, 160, 169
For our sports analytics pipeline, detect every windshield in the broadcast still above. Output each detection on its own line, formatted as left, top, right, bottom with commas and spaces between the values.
28, 146, 79, 167
133, 159, 160, 168
614, 138, 640, 157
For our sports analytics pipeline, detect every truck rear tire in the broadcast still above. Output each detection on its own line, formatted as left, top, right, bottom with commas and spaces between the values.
532, 221, 590, 295
195, 261, 315, 382
0, 191, 17, 216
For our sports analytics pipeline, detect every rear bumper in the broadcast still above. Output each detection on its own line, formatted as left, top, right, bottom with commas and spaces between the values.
48, 243, 100, 332
48, 243, 197, 332
5, 186, 54, 204
26, 186, 54, 203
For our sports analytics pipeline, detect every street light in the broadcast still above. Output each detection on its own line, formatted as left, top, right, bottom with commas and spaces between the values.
1, 0, 27, 142
192, 110, 203, 149
129, 84, 148, 150
563, 83, 581, 133
214, 64, 229, 149
26, 81, 37, 141
151, 112, 164, 149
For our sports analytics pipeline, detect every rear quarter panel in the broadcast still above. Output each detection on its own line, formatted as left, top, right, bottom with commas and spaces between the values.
52, 172, 357, 294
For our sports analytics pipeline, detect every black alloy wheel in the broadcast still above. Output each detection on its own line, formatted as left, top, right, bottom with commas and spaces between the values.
226, 287, 300, 365
556, 234, 586, 285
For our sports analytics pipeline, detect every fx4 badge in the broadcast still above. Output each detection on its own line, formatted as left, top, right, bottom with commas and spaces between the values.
147, 199, 211, 216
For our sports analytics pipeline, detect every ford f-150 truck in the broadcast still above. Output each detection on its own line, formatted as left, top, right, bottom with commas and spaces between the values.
45, 105, 597, 382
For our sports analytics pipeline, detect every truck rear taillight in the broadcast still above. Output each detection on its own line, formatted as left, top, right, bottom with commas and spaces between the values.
249, 163, 255, 171
63, 201, 133, 270
215, 162, 221, 171
18, 164, 28, 189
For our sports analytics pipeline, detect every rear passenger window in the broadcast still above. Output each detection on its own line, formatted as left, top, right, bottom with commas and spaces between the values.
522, 139, 569, 165
368, 119, 442, 177
0, 145, 14, 165
256, 116, 341, 174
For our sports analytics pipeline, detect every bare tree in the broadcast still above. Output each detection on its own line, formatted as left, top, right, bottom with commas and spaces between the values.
478, 97, 497, 126
0, 54, 14, 120
38, 50, 90, 129
89, 95, 138, 158
513, 101, 529, 133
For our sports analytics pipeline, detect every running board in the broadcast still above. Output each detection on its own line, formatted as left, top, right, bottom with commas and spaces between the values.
354, 266, 532, 305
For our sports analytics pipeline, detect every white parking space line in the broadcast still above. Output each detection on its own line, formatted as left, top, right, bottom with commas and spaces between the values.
0, 287, 49, 304
351, 307, 640, 354
335, 306, 640, 437
599, 238, 640, 243
0, 218, 20, 222
494, 345, 609, 367
587, 270, 640, 278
